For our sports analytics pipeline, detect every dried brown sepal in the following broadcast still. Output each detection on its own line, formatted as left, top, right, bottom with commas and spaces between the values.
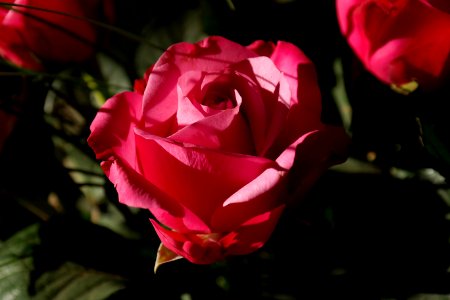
154, 243, 183, 273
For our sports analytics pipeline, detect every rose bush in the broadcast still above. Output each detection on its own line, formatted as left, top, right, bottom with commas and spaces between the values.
0, 0, 114, 71
336, 0, 450, 90
88, 36, 349, 266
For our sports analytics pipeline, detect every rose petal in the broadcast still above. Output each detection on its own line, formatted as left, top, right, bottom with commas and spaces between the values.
88, 91, 142, 167
150, 219, 224, 264
220, 204, 285, 256
176, 70, 240, 126
176, 71, 210, 126
151, 204, 285, 264
232, 57, 291, 156
246, 40, 276, 57
134, 65, 154, 95
285, 125, 350, 204
275, 130, 317, 170
170, 103, 255, 154
141, 36, 257, 133
102, 159, 211, 233
173, 71, 254, 153
134, 128, 277, 225
165, 36, 258, 73
270, 40, 319, 107
211, 167, 287, 232
266, 41, 323, 156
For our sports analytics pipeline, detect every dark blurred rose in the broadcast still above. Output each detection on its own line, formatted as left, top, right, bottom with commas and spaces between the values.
0, 0, 114, 71
336, 0, 450, 90
88, 36, 349, 266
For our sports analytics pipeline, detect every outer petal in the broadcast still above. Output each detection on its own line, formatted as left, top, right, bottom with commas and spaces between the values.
151, 219, 224, 264
270, 41, 320, 111
102, 159, 210, 233
220, 204, 285, 256
241, 40, 325, 158
88, 92, 211, 233
151, 204, 285, 264
283, 125, 351, 204
133, 65, 154, 95
211, 168, 287, 232
134, 129, 278, 225
87, 91, 142, 167
275, 131, 317, 170
268, 41, 323, 156
246, 40, 276, 57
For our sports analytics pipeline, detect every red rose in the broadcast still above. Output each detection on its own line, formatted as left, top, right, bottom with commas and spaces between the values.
88, 36, 349, 266
0, 0, 113, 70
336, 0, 450, 90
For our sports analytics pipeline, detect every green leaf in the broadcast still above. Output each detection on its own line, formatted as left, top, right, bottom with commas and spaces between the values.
95, 53, 133, 97
33, 262, 126, 300
0, 223, 127, 300
0, 224, 40, 300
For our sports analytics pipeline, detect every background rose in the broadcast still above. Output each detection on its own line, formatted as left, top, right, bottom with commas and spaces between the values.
0, 0, 114, 71
88, 35, 349, 267
336, 0, 450, 90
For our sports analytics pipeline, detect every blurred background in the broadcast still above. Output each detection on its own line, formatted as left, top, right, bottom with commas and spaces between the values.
1, 0, 450, 299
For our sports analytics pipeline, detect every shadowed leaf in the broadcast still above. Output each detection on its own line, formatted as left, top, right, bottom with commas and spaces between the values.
0, 224, 40, 300
33, 262, 126, 300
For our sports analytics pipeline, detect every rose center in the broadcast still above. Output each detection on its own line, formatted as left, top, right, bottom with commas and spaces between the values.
202, 89, 236, 109
200, 72, 237, 110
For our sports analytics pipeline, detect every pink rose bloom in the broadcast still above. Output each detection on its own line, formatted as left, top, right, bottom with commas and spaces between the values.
88, 36, 349, 266
0, 0, 114, 71
336, 0, 450, 90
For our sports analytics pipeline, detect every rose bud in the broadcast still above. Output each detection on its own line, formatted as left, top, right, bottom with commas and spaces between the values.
336, 0, 450, 92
